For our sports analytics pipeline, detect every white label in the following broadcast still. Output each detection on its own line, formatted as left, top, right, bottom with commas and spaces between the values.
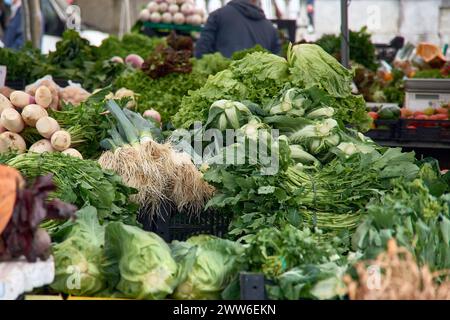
0, 66, 6, 88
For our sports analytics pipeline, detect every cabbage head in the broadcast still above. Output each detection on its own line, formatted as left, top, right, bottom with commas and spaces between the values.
51, 206, 106, 296
172, 235, 244, 300
103, 222, 179, 300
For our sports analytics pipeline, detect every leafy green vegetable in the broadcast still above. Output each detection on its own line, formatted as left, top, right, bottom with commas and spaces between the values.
171, 235, 244, 300
51, 207, 107, 296
192, 53, 231, 76
103, 222, 179, 299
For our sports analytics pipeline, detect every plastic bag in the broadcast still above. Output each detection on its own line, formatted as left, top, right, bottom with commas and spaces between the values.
59, 81, 91, 106
25, 75, 60, 110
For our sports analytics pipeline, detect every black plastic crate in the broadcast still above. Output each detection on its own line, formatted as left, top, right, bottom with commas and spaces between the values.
399, 119, 450, 143
5, 79, 26, 90
239, 273, 268, 300
365, 119, 400, 141
138, 201, 232, 242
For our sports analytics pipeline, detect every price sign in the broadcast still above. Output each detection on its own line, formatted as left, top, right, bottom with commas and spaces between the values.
0, 66, 6, 88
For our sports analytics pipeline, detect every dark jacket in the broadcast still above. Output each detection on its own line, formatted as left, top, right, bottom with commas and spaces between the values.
195, 0, 280, 58
3, 6, 23, 50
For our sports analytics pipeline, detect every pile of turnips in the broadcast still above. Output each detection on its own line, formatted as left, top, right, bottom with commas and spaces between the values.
139, 0, 206, 26
0, 89, 82, 159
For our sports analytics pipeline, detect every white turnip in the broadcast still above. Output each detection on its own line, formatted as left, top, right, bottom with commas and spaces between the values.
125, 54, 144, 69
35, 86, 53, 108
21, 104, 49, 127
62, 148, 83, 159
161, 12, 172, 23
143, 109, 162, 123
150, 11, 162, 23
111, 56, 124, 64
139, 8, 151, 21
190, 13, 202, 25
180, 3, 193, 15
158, 2, 168, 12
1, 108, 25, 133
10, 91, 33, 109
0, 93, 13, 114
168, 4, 179, 14
147, 1, 159, 12
0, 124, 6, 133
29, 139, 55, 154
173, 12, 185, 24
51, 130, 72, 151
0, 132, 26, 154
36, 116, 60, 139
166, 0, 177, 4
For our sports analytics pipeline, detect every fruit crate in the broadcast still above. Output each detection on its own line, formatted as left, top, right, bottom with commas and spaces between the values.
138, 201, 231, 242
365, 120, 400, 141
399, 119, 450, 143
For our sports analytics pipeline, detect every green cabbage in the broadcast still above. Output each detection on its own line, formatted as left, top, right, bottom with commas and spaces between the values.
51, 206, 106, 296
102, 222, 179, 300
288, 44, 353, 98
171, 235, 244, 300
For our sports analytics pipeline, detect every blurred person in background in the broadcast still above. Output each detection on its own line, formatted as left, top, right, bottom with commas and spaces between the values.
195, 0, 281, 58
2, 0, 23, 49
306, 0, 315, 33
0, 0, 10, 34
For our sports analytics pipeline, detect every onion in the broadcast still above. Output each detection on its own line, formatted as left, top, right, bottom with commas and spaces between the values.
150, 12, 162, 23
143, 109, 162, 123
158, 2, 168, 12
147, 1, 159, 12
139, 8, 151, 21
173, 12, 185, 24
168, 4, 179, 14
190, 13, 202, 25
161, 12, 172, 24
180, 3, 193, 15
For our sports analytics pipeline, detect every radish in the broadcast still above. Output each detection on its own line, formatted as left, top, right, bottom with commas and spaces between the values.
1, 108, 25, 133
10, 91, 33, 109
180, 3, 193, 15
29, 139, 55, 154
147, 1, 159, 12
143, 109, 162, 123
51, 130, 72, 151
158, 2, 168, 12
36, 116, 60, 139
150, 12, 162, 23
0, 93, 13, 114
21, 104, 49, 127
0, 132, 26, 154
125, 54, 144, 69
111, 56, 124, 64
173, 12, 185, 24
161, 12, 172, 23
190, 13, 202, 25
139, 8, 151, 21
168, 4, 179, 14
62, 148, 83, 159
35, 86, 53, 108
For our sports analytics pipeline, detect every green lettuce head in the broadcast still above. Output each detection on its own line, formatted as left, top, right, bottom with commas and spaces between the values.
103, 222, 179, 300
51, 206, 106, 296
171, 235, 245, 300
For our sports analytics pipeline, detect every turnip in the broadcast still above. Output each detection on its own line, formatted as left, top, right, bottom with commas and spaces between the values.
166, 0, 177, 4
161, 12, 172, 23
62, 148, 83, 159
185, 15, 194, 25
21, 104, 48, 127
190, 13, 202, 25
111, 56, 124, 64
0, 124, 6, 133
173, 12, 185, 24
10, 91, 33, 109
1, 108, 25, 133
51, 130, 72, 151
115, 88, 135, 99
29, 139, 55, 154
0, 93, 13, 114
35, 86, 53, 108
143, 109, 162, 123
36, 116, 60, 139
158, 2, 168, 12
147, 1, 159, 12
176, 0, 186, 4
139, 8, 151, 21
0, 132, 26, 154
125, 54, 144, 69
180, 3, 193, 15
150, 12, 162, 23
168, 4, 179, 14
